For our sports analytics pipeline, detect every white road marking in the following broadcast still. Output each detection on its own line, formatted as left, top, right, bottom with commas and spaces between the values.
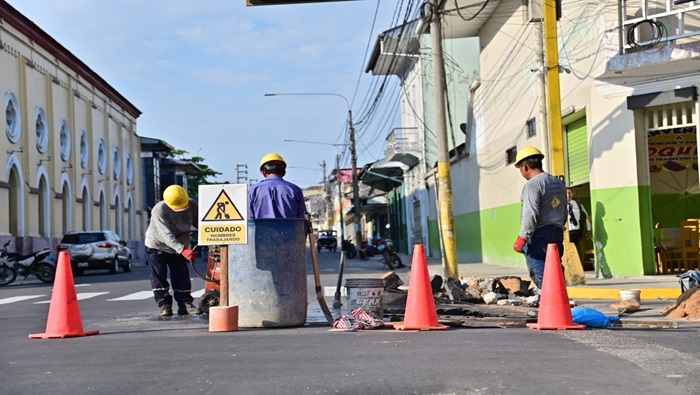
0, 295, 46, 305
107, 291, 153, 301
34, 292, 110, 304
323, 286, 346, 297
2, 288, 208, 305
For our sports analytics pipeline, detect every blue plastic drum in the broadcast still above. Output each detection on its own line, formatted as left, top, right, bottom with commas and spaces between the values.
227, 219, 308, 327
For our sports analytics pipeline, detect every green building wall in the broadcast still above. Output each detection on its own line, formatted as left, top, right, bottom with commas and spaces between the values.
428, 185, 661, 277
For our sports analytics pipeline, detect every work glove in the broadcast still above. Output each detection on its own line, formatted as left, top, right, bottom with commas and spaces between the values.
181, 248, 196, 262
513, 237, 527, 254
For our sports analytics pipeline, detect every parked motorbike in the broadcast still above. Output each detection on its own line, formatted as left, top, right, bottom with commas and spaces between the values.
377, 239, 404, 270
0, 241, 55, 285
342, 238, 357, 259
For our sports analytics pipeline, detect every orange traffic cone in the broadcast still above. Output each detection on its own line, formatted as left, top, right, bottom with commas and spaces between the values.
29, 252, 99, 339
395, 244, 449, 331
527, 243, 585, 330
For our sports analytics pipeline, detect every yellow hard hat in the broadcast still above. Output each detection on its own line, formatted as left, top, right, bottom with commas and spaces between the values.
163, 185, 189, 210
515, 146, 544, 166
259, 153, 286, 171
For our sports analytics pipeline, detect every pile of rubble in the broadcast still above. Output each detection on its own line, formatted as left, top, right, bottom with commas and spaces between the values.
438, 275, 540, 307
661, 286, 700, 319
382, 272, 541, 308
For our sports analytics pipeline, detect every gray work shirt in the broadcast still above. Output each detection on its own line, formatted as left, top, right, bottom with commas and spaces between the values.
519, 172, 567, 239
145, 200, 199, 254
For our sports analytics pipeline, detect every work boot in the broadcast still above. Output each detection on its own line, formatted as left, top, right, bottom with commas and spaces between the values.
178, 302, 201, 316
160, 304, 173, 317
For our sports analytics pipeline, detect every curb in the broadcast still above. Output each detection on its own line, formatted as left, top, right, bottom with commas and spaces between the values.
566, 287, 680, 301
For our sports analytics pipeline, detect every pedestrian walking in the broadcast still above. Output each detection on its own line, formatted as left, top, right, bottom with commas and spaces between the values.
566, 188, 591, 245
512, 147, 567, 293
145, 184, 201, 317
249, 153, 307, 219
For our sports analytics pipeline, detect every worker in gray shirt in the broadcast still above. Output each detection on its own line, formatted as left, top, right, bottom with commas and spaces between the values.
145, 185, 200, 317
512, 147, 567, 293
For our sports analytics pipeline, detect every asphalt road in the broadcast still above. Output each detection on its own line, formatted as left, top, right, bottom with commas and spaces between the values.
2, 249, 700, 395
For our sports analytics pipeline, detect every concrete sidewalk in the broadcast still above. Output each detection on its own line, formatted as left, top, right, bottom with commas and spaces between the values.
417, 254, 684, 301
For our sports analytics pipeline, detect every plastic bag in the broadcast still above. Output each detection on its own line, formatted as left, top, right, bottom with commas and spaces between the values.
571, 307, 619, 328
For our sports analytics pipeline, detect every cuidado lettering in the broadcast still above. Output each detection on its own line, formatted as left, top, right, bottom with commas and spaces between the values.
204, 226, 242, 232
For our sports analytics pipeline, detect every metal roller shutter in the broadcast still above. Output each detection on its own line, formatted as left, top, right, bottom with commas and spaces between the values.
566, 118, 589, 186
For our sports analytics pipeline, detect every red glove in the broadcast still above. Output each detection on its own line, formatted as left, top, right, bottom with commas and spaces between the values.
181, 248, 196, 262
513, 237, 527, 253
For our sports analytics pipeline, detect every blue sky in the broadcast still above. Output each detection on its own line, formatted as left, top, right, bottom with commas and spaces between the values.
9, 0, 403, 189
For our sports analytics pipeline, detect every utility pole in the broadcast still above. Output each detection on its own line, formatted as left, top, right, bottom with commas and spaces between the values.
336, 154, 345, 243
348, 111, 362, 246
322, 160, 332, 229
544, 0, 565, 179
236, 164, 248, 184
429, 0, 459, 279
535, 20, 550, 165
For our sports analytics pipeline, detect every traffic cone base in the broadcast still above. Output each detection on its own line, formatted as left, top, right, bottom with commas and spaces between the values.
394, 322, 450, 331
29, 330, 100, 339
29, 252, 100, 339
527, 243, 586, 331
395, 244, 449, 332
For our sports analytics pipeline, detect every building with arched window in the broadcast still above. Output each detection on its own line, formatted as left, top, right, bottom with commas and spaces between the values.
0, 2, 145, 255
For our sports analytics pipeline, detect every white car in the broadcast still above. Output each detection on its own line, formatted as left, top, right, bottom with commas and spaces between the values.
57, 230, 132, 275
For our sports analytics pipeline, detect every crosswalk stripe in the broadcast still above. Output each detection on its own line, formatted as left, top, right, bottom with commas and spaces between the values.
0, 295, 46, 305
107, 291, 153, 301
2, 289, 208, 305
34, 292, 110, 304
323, 286, 346, 297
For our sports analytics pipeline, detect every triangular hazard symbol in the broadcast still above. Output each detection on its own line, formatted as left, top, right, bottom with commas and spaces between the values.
202, 189, 244, 222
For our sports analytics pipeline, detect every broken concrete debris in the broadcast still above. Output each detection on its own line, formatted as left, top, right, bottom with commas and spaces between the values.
381, 272, 541, 308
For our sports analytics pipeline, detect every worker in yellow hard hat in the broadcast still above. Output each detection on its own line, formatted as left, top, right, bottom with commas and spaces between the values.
144, 184, 201, 317
513, 147, 567, 302
249, 153, 307, 219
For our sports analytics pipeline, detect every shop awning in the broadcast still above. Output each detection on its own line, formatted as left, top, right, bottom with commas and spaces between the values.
360, 158, 407, 192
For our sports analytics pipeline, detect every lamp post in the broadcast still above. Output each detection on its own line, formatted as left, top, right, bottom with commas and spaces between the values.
266, 92, 363, 246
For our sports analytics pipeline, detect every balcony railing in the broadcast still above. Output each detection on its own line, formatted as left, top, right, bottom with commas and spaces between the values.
621, 1, 700, 53
384, 127, 421, 157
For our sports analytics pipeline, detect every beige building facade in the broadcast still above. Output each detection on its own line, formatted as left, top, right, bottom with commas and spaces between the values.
1, 2, 145, 255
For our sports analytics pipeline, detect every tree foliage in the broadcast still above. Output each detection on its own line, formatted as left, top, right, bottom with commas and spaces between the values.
163, 149, 223, 198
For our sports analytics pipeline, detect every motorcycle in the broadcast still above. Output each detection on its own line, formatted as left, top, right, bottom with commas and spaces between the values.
0, 241, 56, 285
342, 238, 357, 259
377, 239, 404, 270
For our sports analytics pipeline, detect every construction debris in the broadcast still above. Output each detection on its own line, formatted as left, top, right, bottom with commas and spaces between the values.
610, 299, 640, 316
381, 271, 404, 289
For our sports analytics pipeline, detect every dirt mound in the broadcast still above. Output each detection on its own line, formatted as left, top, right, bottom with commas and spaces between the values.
661, 286, 700, 319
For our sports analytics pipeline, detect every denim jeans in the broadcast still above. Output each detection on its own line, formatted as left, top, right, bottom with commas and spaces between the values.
524, 225, 564, 290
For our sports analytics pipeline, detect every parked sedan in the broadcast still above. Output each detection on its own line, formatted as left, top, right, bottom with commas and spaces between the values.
57, 230, 132, 275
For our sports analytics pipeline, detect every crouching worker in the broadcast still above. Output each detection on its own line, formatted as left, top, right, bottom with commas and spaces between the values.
145, 185, 201, 317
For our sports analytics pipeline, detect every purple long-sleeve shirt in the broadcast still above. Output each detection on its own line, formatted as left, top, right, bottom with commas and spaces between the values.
248, 175, 307, 219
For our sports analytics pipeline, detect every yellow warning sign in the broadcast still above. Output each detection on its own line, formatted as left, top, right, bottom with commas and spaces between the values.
198, 184, 248, 245
202, 189, 244, 222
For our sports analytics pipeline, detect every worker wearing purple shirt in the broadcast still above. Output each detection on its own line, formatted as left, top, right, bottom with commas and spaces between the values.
249, 153, 307, 219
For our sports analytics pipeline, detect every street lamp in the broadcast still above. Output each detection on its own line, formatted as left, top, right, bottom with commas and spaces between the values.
266, 92, 363, 246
